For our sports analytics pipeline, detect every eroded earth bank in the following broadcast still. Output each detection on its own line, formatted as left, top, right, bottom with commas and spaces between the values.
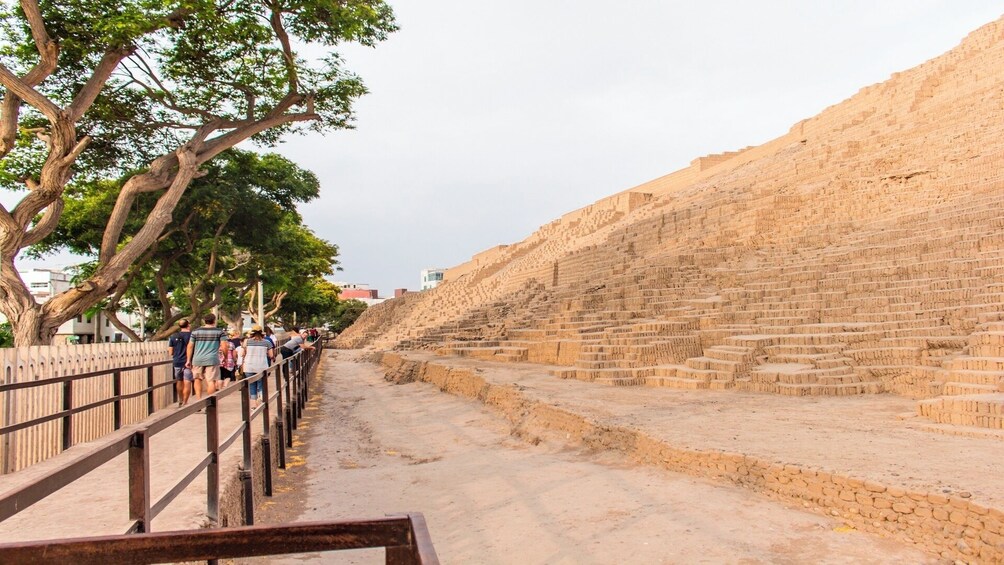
255, 351, 947, 564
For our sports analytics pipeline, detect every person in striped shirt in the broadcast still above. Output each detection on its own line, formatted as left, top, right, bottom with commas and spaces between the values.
241, 325, 274, 407
185, 313, 229, 400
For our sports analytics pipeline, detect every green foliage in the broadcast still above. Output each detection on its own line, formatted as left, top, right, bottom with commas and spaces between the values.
0, 322, 12, 348
33, 148, 339, 336
328, 298, 367, 334
276, 277, 342, 328
0, 1, 394, 344
0, 0, 397, 185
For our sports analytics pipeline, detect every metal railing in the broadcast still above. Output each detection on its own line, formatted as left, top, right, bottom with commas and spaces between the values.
0, 514, 439, 564
0, 358, 174, 472
0, 340, 323, 533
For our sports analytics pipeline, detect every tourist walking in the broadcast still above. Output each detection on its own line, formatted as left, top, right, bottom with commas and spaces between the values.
219, 335, 237, 386
168, 319, 193, 407
242, 325, 274, 407
186, 313, 229, 399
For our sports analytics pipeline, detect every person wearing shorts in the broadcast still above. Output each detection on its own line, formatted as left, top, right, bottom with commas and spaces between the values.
168, 319, 193, 407
186, 313, 228, 400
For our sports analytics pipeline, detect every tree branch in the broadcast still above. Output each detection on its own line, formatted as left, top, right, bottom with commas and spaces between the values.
0, 202, 20, 254
20, 0, 52, 53
11, 120, 77, 234
264, 290, 287, 320
0, 63, 60, 121
268, 1, 299, 94
205, 214, 232, 276
102, 308, 142, 342
67, 47, 135, 121
99, 124, 217, 263
0, 3, 58, 158
149, 311, 190, 341
21, 198, 64, 247
44, 146, 203, 321
196, 92, 314, 163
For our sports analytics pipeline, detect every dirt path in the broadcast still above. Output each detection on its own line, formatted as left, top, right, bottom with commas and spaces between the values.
255, 352, 933, 564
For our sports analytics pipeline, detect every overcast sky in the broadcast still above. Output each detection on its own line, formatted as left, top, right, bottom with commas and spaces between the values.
282, 1, 1001, 296
14, 2, 1004, 297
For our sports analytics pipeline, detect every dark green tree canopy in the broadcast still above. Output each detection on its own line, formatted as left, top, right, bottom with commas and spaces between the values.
328, 297, 366, 334
0, 0, 395, 344
34, 148, 339, 340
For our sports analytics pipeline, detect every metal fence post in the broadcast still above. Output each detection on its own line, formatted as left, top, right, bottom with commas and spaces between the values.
303, 349, 311, 403
295, 355, 303, 421
239, 380, 254, 526
273, 367, 286, 469
146, 366, 155, 416
128, 429, 151, 533
206, 397, 220, 523
284, 360, 295, 442
61, 379, 73, 451
113, 370, 122, 430
260, 370, 273, 496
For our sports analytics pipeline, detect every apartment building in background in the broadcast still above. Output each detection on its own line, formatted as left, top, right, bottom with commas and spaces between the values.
421, 268, 444, 290
6, 268, 142, 344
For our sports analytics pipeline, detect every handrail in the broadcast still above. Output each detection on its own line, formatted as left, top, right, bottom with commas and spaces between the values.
0, 336, 312, 467
0, 340, 326, 534
0, 514, 440, 564
1, 357, 175, 461
0, 360, 171, 392
0, 380, 175, 435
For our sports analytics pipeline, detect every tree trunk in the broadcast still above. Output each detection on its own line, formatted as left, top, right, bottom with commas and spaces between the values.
103, 309, 142, 342
10, 307, 54, 346
220, 310, 244, 335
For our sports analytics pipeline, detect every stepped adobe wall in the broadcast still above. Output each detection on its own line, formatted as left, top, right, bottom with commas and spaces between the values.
339, 18, 1004, 430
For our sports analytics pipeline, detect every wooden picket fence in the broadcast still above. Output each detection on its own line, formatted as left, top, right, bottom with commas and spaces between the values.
0, 342, 173, 474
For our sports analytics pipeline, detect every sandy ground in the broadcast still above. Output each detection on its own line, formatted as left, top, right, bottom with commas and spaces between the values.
396, 351, 1004, 509
254, 352, 935, 564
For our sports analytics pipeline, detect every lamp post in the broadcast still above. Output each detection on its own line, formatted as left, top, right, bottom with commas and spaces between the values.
257, 269, 264, 329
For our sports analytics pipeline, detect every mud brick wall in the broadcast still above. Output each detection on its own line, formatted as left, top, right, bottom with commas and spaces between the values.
379, 353, 1004, 562
338, 18, 1004, 416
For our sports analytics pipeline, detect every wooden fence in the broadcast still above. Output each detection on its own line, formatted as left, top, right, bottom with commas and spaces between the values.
0, 342, 173, 474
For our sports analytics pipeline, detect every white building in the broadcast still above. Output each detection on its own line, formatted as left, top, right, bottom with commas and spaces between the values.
420, 268, 445, 291
5, 268, 141, 344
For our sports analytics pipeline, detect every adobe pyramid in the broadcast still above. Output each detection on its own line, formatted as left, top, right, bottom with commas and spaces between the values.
338, 17, 1004, 428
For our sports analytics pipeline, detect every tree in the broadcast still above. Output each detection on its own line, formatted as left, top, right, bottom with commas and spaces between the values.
329, 298, 366, 334
0, 0, 396, 344
36, 149, 339, 340
274, 277, 341, 329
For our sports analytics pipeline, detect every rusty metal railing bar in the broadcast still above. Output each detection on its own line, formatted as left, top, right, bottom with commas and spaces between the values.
0, 360, 173, 393
0, 341, 325, 536
0, 515, 439, 564
0, 434, 132, 522
409, 511, 440, 565
127, 429, 150, 533
0, 380, 175, 436
217, 421, 246, 455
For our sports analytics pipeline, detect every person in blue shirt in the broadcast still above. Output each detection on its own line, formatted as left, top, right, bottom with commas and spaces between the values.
168, 319, 193, 407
